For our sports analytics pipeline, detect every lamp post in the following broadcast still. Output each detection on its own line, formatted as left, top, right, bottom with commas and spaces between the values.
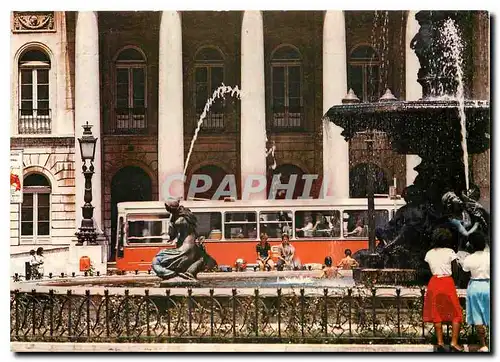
75, 122, 98, 246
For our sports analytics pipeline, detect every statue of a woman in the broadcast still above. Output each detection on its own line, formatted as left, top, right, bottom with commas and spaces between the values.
151, 200, 217, 280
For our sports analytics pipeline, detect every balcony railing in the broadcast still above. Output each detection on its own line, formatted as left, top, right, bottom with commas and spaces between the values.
272, 107, 303, 130
107, 108, 147, 134
18, 109, 51, 134
196, 112, 225, 131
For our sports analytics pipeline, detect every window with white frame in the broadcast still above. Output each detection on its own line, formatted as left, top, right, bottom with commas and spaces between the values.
113, 47, 147, 133
21, 173, 51, 243
348, 45, 381, 102
18, 49, 51, 134
271, 45, 303, 129
194, 47, 225, 130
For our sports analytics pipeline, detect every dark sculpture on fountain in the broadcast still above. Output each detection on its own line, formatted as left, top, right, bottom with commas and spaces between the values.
151, 200, 217, 280
325, 11, 490, 284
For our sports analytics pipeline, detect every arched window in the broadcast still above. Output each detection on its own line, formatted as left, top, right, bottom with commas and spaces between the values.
187, 165, 228, 200
268, 164, 306, 200
348, 45, 380, 102
271, 45, 303, 129
18, 48, 51, 134
113, 47, 147, 133
21, 173, 51, 243
349, 163, 389, 198
194, 47, 225, 130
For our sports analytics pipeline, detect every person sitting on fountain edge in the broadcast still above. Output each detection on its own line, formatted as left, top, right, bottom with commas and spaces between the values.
337, 249, 359, 270
256, 233, 274, 271
276, 234, 299, 271
423, 227, 463, 352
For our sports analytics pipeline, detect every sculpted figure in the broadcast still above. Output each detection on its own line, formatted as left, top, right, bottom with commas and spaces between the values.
151, 200, 217, 280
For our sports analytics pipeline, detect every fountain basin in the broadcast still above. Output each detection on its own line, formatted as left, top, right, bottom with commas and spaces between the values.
15, 270, 356, 291
324, 99, 490, 156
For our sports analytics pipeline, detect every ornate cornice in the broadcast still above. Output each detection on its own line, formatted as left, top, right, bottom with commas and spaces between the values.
12, 11, 55, 33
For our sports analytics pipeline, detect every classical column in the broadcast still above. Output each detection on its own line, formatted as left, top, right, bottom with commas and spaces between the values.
75, 11, 101, 231
158, 11, 184, 200
323, 10, 349, 199
405, 10, 422, 186
240, 11, 267, 200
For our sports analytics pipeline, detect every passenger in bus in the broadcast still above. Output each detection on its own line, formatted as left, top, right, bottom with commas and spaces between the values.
312, 214, 329, 237
345, 219, 365, 237
328, 214, 341, 237
248, 226, 258, 239
320, 256, 342, 279
256, 233, 274, 271
296, 216, 314, 238
279, 213, 292, 237
276, 234, 300, 271
337, 249, 360, 269
141, 226, 151, 242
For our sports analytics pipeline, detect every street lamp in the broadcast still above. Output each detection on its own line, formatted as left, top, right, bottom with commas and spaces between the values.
75, 122, 98, 246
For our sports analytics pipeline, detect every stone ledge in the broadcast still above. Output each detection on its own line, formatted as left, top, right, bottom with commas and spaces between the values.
11, 342, 436, 353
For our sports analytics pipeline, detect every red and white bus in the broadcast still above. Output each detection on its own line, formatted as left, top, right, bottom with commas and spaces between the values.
115, 198, 405, 272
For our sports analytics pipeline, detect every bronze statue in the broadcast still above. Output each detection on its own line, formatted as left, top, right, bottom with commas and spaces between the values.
151, 200, 217, 280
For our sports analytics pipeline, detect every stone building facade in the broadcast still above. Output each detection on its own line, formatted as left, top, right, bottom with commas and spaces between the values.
9, 11, 490, 273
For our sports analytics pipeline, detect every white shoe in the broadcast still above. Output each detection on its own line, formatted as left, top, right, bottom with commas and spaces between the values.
478, 346, 489, 352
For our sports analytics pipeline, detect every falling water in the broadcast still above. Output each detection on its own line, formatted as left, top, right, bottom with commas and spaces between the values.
440, 19, 469, 190
381, 11, 390, 90
183, 84, 242, 176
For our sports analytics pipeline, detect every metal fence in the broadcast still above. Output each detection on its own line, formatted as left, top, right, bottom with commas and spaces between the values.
10, 287, 477, 344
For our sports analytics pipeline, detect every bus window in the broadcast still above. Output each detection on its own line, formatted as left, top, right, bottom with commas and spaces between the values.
295, 210, 341, 238
127, 219, 167, 243
224, 212, 257, 239
343, 210, 389, 238
259, 211, 292, 239
194, 212, 222, 240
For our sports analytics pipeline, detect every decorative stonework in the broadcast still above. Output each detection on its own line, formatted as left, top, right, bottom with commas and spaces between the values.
12, 12, 55, 33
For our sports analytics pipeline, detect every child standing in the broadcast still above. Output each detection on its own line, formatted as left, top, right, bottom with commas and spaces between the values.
35, 247, 44, 278
423, 228, 463, 352
461, 232, 490, 352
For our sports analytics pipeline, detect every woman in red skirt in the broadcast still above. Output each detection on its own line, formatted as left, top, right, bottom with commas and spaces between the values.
423, 227, 463, 352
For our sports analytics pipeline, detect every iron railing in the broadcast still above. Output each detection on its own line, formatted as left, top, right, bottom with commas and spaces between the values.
196, 112, 224, 130
10, 287, 478, 344
107, 108, 147, 134
18, 109, 51, 134
272, 107, 303, 130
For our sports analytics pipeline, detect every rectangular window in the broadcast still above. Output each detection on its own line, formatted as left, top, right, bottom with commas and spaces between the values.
114, 66, 147, 133
21, 191, 51, 240
127, 218, 168, 244
224, 212, 257, 240
21, 193, 34, 236
195, 65, 224, 129
295, 210, 341, 238
193, 212, 222, 240
259, 211, 293, 239
343, 209, 389, 238
272, 65, 302, 129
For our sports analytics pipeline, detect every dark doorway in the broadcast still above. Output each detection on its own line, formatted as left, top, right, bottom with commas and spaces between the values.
110, 166, 152, 260
268, 164, 306, 199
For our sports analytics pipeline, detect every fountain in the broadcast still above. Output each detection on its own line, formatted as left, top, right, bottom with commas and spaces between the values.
324, 11, 490, 285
